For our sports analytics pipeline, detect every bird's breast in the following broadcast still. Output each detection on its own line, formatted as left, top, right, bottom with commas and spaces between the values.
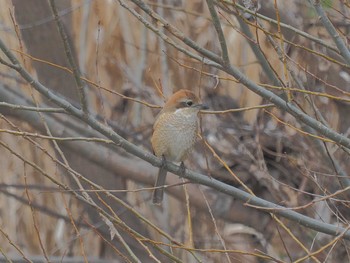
151, 109, 199, 162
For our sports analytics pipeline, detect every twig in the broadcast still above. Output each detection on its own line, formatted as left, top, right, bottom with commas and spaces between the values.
230, 12, 350, 70
0, 247, 13, 263
62, 194, 88, 263
0, 129, 113, 143
11, 49, 160, 109
157, 2, 171, 97
219, 2, 284, 87
200, 188, 232, 263
206, 0, 230, 65
203, 103, 275, 114
128, 0, 224, 64
97, 196, 142, 263
294, 225, 350, 263
141, 239, 277, 260
23, 165, 51, 263
116, 0, 221, 69
310, 0, 350, 65
0, 102, 66, 113
85, 219, 132, 263
0, 225, 33, 263
273, 0, 291, 100
0, 188, 88, 227
48, 0, 89, 114
222, 0, 339, 53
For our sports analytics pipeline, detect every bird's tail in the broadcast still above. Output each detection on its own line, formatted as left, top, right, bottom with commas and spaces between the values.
152, 166, 167, 205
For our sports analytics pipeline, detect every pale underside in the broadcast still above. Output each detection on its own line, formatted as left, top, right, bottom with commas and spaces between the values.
151, 108, 199, 162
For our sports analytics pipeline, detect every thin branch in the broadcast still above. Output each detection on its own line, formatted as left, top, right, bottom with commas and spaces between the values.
23, 167, 51, 263
48, 0, 89, 114
0, 247, 13, 263
150, 0, 340, 55
223, 0, 339, 53
223, 62, 350, 148
233, 14, 284, 87
0, 129, 113, 143
232, 12, 350, 70
273, 0, 290, 100
0, 188, 88, 227
128, 0, 224, 64
310, 0, 350, 65
0, 255, 123, 263
0, 226, 33, 263
12, 49, 160, 109
202, 103, 275, 114
0, 102, 66, 113
200, 189, 232, 263
217, 1, 285, 87
116, 0, 221, 69
206, 0, 230, 65
156, 2, 171, 97
294, 225, 350, 263
85, 219, 132, 263
61, 193, 88, 263
143, 239, 288, 260
0, 56, 19, 70
98, 199, 142, 263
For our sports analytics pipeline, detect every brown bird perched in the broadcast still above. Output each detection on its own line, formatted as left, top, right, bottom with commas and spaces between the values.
151, 89, 208, 204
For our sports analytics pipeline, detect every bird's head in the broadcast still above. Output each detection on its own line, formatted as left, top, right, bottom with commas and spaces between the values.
162, 89, 208, 113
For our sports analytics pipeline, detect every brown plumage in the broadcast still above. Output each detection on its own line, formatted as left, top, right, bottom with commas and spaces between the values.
151, 89, 207, 204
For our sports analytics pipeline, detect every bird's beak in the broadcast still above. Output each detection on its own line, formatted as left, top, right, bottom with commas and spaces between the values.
195, 103, 209, 110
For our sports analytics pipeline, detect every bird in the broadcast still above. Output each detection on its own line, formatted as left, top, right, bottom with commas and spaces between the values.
151, 89, 207, 205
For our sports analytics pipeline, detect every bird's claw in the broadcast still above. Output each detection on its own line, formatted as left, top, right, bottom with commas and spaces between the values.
179, 161, 186, 176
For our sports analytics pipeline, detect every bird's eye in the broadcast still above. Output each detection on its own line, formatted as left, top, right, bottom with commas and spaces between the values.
185, 100, 193, 106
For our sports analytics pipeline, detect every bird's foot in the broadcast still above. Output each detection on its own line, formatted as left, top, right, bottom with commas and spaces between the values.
179, 161, 186, 176
161, 155, 167, 169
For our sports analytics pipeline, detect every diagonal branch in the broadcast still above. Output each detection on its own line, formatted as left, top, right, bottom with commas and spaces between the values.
235, 15, 284, 87
310, 0, 350, 65
206, 0, 230, 65
128, 0, 224, 64
224, 0, 339, 53
117, 0, 220, 68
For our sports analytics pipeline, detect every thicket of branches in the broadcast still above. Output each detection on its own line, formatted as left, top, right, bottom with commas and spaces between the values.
0, 0, 350, 262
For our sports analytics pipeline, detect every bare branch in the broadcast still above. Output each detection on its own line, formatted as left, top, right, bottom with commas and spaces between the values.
310, 0, 350, 65
0, 102, 66, 113
206, 0, 230, 65
48, 0, 89, 114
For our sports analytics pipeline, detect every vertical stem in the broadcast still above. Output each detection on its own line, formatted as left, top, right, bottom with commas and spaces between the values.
48, 0, 89, 114
206, 0, 230, 65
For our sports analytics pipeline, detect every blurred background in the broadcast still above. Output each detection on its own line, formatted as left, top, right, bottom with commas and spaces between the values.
0, 0, 350, 262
